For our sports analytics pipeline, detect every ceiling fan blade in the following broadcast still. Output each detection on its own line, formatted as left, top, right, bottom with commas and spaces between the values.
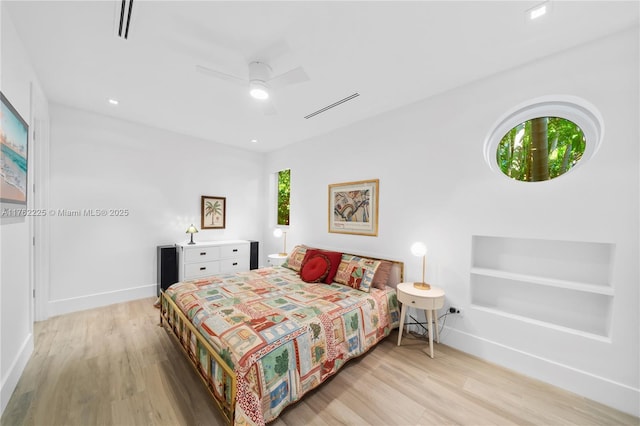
196, 65, 246, 87
268, 66, 309, 89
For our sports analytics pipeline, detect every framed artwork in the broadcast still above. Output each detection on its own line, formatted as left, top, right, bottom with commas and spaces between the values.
201, 196, 226, 229
1, 92, 29, 205
328, 179, 379, 236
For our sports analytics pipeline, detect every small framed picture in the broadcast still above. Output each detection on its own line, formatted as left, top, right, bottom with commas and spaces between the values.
328, 179, 379, 236
201, 196, 226, 229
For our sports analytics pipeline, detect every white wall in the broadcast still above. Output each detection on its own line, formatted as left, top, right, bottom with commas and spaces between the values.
47, 105, 266, 316
265, 27, 639, 416
0, 6, 49, 414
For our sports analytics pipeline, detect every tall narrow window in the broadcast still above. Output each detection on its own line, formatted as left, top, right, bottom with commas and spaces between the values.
277, 169, 290, 226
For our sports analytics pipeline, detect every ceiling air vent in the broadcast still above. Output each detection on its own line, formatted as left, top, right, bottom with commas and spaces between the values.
304, 93, 360, 119
113, 0, 134, 40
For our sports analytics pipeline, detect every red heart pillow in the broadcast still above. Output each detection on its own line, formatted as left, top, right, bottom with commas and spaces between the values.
300, 253, 331, 283
301, 249, 343, 283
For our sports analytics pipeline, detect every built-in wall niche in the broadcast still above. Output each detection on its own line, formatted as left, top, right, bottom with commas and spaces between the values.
470, 235, 615, 339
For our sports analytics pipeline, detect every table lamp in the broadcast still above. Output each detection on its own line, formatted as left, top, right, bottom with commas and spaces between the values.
411, 241, 430, 290
186, 224, 198, 245
273, 228, 287, 256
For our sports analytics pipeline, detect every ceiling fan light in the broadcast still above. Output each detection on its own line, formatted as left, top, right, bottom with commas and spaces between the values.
249, 81, 269, 100
250, 88, 269, 100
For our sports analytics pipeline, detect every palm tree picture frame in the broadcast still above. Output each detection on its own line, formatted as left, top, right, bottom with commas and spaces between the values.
201, 196, 226, 229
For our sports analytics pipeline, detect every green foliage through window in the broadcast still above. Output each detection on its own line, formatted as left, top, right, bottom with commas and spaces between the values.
277, 169, 290, 225
497, 117, 586, 182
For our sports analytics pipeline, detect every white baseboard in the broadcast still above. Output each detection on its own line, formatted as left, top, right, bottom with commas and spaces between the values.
48, 284, 156, 318
443, 326, 640, 417
1, 333, 33, 416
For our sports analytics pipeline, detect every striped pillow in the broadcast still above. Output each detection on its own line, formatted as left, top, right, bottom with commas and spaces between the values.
281, 245, 311, 272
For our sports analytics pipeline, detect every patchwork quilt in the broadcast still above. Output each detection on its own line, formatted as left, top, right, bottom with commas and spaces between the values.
165, 266, 399, 425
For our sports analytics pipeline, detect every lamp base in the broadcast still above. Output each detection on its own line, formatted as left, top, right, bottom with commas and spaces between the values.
188, 234, 195, 245
413, 282, 431, 290
278, 252, 288, 257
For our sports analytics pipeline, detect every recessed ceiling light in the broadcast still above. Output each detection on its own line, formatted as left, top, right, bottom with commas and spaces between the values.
527, 2, 548, 20
108, 98, 119, 105
251, 139, 258, 143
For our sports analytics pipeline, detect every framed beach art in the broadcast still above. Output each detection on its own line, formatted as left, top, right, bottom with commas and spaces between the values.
201, 195, 226, 229
328, 179, 379, 236
0, 92, 29, 206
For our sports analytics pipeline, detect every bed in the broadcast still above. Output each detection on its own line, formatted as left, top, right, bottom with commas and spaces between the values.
159, 245, 403, 425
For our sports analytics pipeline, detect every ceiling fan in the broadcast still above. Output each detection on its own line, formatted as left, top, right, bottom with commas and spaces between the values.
196, 61, 309, 114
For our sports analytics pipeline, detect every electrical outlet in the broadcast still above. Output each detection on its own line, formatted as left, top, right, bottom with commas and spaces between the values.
449, 306, 462, 316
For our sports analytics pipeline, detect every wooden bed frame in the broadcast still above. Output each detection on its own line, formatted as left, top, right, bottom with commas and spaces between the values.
159, 293, 237, 424
159, 255, 403, 425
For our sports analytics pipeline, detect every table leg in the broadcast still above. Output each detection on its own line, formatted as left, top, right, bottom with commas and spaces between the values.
397, 303, 407, 346
434, 311, 440, 344
426, 309, 434, 358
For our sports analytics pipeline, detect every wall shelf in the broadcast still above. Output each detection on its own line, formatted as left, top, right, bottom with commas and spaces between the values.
470, 267, 615, 296
471, 236, 615, 338
470, 305, 613, 343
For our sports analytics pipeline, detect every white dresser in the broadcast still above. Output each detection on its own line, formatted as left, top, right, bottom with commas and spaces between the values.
177, 240, 250, 281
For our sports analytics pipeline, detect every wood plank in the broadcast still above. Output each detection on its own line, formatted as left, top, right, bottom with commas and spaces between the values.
1, 297, 637, 426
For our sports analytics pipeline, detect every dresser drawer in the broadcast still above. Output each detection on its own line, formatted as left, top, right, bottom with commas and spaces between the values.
220, 244, 248, 259
184, 246, 221, 263
185, 261, 220, 279
397, 289, 444, 310
220, 258, 249, 273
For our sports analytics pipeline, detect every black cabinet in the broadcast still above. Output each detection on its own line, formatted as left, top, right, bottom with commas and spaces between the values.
157, 245, 178, 296
249, 240, 259, 270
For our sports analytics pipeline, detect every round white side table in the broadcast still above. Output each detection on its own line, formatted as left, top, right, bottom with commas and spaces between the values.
396, 282, 445, 358
267, 253, 287, 267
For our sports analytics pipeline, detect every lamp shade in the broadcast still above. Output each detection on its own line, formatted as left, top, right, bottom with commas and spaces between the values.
410, 241, 430, 290
186, 224, 198, 245
273, 228, 287, 256
410, 242, 427, 257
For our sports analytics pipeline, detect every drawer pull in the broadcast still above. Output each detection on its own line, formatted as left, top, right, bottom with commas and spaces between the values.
200, 252, 207, 256
233, 262, 238, 266
200, 267, 206, 270
233, 249, 238, 252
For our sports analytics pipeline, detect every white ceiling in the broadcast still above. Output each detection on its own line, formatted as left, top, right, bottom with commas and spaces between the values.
4, 1, 639, 152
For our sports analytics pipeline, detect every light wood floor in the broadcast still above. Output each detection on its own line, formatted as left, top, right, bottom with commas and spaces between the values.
1, 297, 637, 426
